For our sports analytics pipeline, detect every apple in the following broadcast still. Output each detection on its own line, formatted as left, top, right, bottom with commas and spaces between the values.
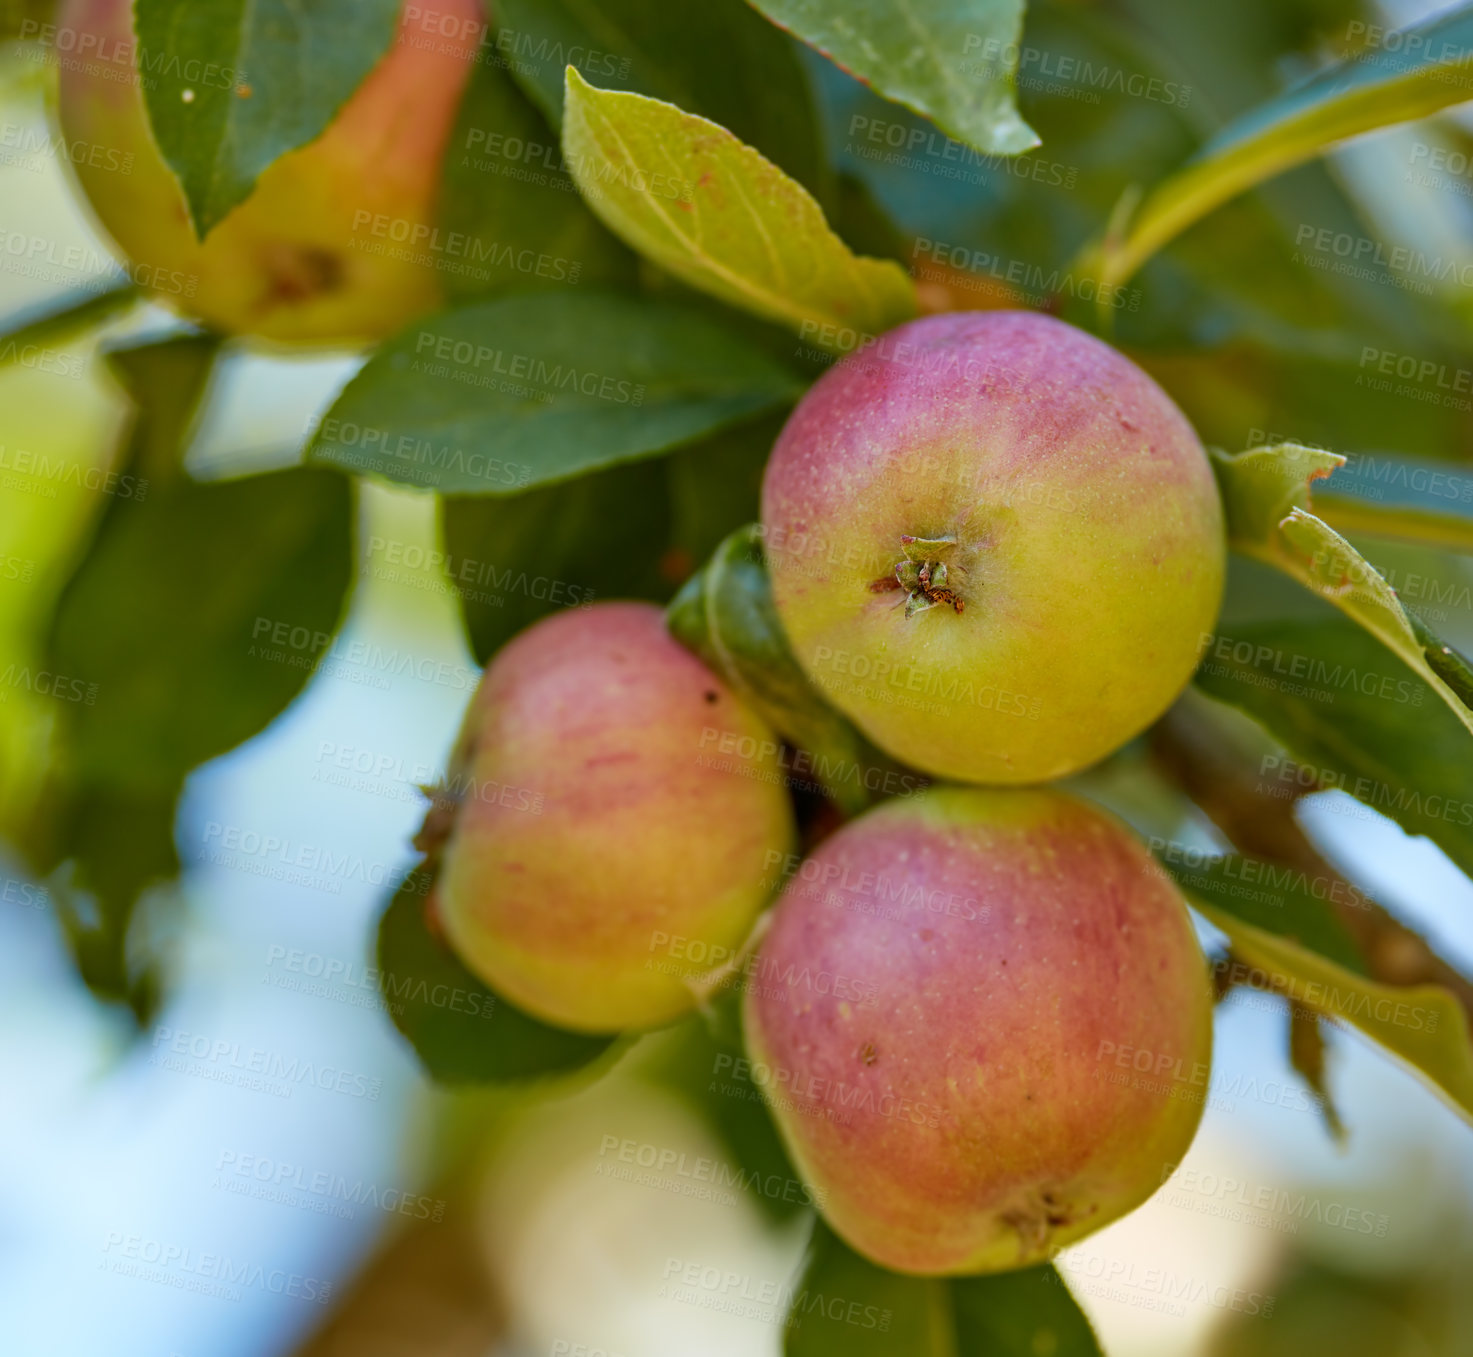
743, 785, 1213, 1275
437, 602, 796, 1033
55, 0, 484, 345
761, 310, 1225, 784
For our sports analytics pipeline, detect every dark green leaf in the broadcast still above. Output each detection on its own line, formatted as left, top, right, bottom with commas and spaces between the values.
34, 781, 181, 1022
1, 0, 51, 40
785, 1221, 954, 1356
0, 283, 140, 370
135, 0, 401, 235
1194, 615, 1473, 881
26, 336, 220, 1019
748, 0, 1039, 157
666, 413, 783, 569
951, 1264, 1104, 1355
307, 291, 802, 493
494, 0, 832, 202
1158, 853, 1367, 974
668, 526, 925, 814
50, 464, 352, 793
784, 1224, 1101, 1355
438, 41, 635, 302
441, 458, 674, 666
640, 993, 816, 1224
377, 865, 616, 1083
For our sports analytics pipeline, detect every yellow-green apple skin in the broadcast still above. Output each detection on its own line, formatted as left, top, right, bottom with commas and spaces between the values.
439, 602, 796, 1034
761, 311, 1225, 784
55, 0, 483, 345
743, 786, 1213, 1275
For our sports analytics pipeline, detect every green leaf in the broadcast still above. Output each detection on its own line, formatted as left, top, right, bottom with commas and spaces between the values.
668, 526, 924, 814
785, 1224, 1100, 1356
438, 42, 635, 303
50, 462, 353, 793
666, 412, 784, 568
747, 0, 1038, 157
1214, 444, 1473, 739
560, 68, 917, 352
640, 994, 816, 1224
44, 337, 351, 797
1, 0, 51, 41
785, 1222, 954, 1356
377, 865, 617, 1083
307, 291, 802, 493
1194, 616, 1473, 883
0, 283, 140, 370
494, 0, 832, 202
135, 0, 400, 235
951, 1265, 1104, 1355
31, 781, 182, 1022
1158, 853, 1367, 975
1093, 4, 1473, 287
441, 458, 674, 666
1199, 902, 1473, 1125
1314, 454, 1473, 555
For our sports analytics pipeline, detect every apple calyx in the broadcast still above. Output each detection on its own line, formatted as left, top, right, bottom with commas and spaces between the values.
870, 534, 967, 618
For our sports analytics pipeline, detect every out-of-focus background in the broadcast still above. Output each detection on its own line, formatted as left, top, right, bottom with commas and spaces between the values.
5, 0, 1473, 1353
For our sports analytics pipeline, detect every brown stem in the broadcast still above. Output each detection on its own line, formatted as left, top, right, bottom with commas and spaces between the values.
1149, 694, 1473, 1025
